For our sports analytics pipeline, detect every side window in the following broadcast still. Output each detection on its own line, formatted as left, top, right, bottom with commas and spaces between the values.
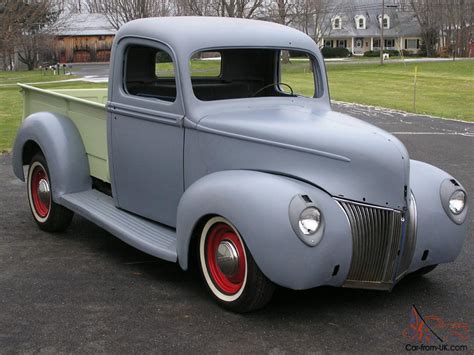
279, 50, 316, 98
124, 45, 176, 102
189, 51, 222, 77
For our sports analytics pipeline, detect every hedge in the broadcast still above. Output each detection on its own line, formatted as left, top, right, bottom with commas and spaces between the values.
321, 47, 351, 58
363, 50, 400, 57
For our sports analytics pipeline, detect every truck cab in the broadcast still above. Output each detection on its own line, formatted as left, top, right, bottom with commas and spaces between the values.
12, 17, 469, 312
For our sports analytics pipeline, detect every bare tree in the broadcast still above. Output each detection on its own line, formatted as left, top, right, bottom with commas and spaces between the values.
400, 0, 473, 57
407, 0, 442, 56
85, 0, 173, 29
0, 0, 61, 70
174, 0, 220, 16
267, 0, 297, 25
221, 0, 264, 18
294, 0, 333, 46
173, 0, 265, 18
442, 0, 473, 58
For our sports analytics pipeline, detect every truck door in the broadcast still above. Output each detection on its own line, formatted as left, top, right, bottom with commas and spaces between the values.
108, 38, 184, 227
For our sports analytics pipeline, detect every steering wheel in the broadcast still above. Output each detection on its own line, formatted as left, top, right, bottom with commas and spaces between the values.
251, 82, 294, 97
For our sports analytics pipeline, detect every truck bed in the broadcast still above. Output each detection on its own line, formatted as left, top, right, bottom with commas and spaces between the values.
20, 84, 110, 182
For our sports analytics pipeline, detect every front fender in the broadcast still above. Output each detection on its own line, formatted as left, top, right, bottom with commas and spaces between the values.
176, 170, 353, 290
12, 112, 91, 201
408, 160, 469, 273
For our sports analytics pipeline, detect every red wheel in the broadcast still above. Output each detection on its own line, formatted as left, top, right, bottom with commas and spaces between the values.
203, 220, 247, 299
27, 152, 73, 232
29, 162, 51, 221
199, 216, 275, 312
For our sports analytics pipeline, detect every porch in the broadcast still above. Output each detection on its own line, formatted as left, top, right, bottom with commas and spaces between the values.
322, 37, 418, 55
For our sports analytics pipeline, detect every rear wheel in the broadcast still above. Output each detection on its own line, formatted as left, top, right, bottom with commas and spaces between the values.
27, 152, 73, 232
199, 216, 275, 312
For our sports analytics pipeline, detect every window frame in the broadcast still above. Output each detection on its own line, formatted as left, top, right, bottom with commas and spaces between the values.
110, 36, 184, 122
380, 14, 390, 29
187, 46, 324, 102
122, 42, 178, 104
333, 16, 342, 30
276, 49, 323, 99
405, 39, 419, 50
355, 15, 366, 30
384, 39, 395, 48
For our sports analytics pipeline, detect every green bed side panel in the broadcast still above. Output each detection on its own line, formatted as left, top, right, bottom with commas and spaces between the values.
21, 85, 110, 183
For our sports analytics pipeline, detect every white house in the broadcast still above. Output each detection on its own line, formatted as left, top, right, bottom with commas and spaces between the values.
321, 0, 423, 55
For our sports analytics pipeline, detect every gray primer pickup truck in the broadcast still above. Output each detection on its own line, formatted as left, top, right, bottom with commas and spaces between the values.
12, 17, 469, 312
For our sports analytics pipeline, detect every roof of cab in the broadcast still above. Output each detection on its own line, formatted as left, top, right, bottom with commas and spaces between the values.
115, 16, 317, 55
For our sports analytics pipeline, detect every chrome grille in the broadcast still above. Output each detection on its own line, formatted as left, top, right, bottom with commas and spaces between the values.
396, 194, 417, 280
338, 200, 404, 290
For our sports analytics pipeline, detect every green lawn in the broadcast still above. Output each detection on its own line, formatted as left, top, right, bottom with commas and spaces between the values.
326, 61, 474, 121
280, 60, 474, 121
0, 60, 472, 151
0, 74, 106, 151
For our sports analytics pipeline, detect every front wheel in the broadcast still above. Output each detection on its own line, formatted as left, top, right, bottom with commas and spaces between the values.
199, 216, 275, 312
27, 152, 74, 232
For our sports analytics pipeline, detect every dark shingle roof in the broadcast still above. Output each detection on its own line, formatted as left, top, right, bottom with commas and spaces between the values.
324, 0, 421, 38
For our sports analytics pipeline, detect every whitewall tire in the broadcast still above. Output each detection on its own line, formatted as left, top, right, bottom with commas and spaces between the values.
198, 216, 275, 312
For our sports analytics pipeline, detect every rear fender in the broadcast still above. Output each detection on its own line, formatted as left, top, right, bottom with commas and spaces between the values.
12, 112, 91, 201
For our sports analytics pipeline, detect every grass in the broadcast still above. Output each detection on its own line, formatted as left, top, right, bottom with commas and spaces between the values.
326, 61, 474, 121
280, 60, 474, 122
0, 73, 106, 151
0, 60, 473, 151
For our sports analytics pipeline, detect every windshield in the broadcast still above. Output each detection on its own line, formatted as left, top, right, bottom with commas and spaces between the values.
189, 48, 320, 101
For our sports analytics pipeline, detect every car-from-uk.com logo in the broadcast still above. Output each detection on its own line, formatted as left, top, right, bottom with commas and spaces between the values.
402, 305, 470, 352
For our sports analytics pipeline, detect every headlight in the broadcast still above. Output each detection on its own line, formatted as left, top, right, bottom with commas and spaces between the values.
298, 207, 321, 235
449, 190, 466, 215
289, 195, 325, 247
440, 179, 468, 225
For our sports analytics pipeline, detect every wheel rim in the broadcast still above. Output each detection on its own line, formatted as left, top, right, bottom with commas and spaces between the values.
30, 165, 51, 218
205, 222, 246, 295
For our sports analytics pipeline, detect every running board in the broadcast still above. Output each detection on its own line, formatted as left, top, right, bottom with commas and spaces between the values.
60, 190, 177, 262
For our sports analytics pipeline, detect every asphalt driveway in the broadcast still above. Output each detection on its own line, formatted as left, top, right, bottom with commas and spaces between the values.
0, 106, 472, 353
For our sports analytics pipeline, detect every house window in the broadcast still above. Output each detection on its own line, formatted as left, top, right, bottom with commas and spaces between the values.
383, 15, 390, 29
336, 40, 347, 48
325, 40, 332, 47
355, 15, 366, 29
373, 39, 380, 48
385, 39, 395, 48
405, 39, 419, 49
333, 16, 341, 30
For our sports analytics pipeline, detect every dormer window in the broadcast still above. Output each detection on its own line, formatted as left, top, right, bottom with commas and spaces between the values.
379, 14, 390, 29
355, 15, 366, 29
333, 16, 342, 30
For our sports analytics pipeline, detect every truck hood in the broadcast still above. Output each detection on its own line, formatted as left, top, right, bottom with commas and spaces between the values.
193, 104, 410, 210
